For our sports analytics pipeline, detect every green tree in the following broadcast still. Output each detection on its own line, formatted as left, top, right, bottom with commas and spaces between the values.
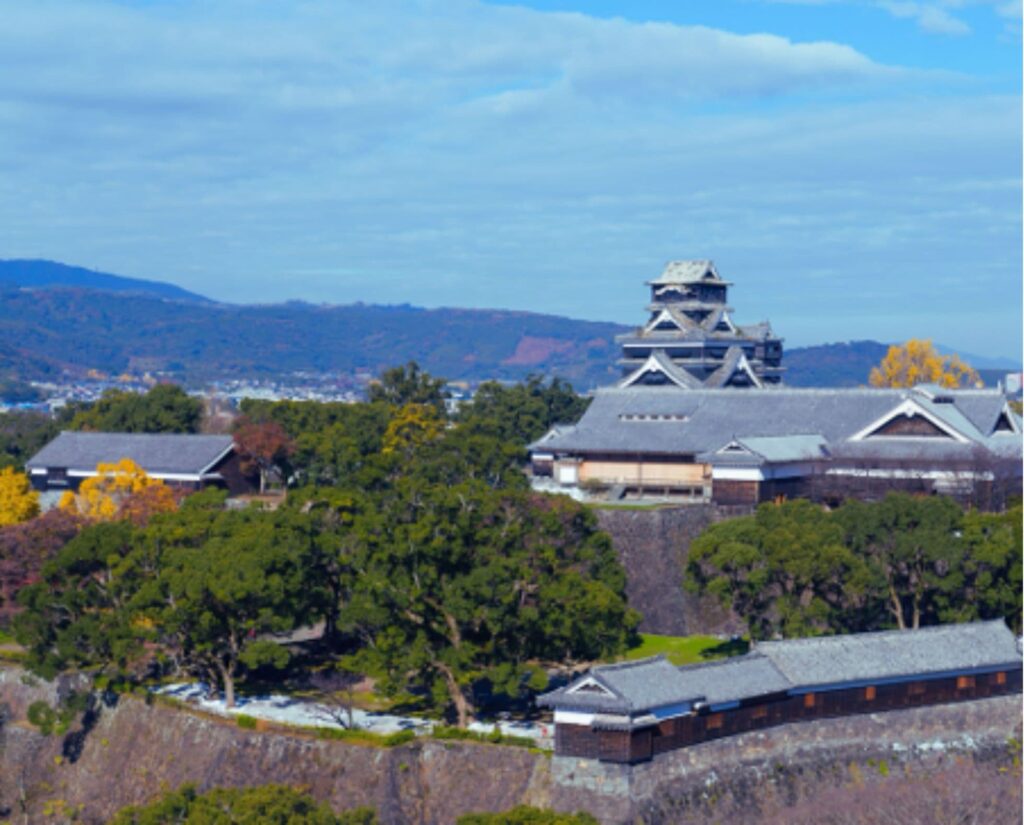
335, 483, 638, 726
367, 361, 447, 412
459, 376, 590, 445
458, 807, 599, 825
687, 500, 872, 640
835, 494, 964, 630
14, 521, 140, 679
70, 384, 203, 433
957, 503, 1022, 633
136, 507, 332, 706
0, 409, 62, 471
109, 784, 377, 825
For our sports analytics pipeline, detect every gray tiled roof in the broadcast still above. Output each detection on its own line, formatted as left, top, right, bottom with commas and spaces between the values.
676, 654, 792, 705
539, 621, 1022, 717
26, 431, 235, 476
529, 385, 1019, 462
756, 620, 1021, 688
537, 656, 700, 713
647, 260, 725, 285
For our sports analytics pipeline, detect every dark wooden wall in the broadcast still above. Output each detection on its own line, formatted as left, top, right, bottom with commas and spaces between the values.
554, 668, 1022, 764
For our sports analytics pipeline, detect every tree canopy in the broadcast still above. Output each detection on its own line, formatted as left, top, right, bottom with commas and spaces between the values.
69, 383, 203, 433
868, 339, 980, 389
0, 466, 39, 526
687, 495, 1023, 640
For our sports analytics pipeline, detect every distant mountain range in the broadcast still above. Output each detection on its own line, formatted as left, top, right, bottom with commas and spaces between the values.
0, 259, 209, 304
0, 259, 1017, 393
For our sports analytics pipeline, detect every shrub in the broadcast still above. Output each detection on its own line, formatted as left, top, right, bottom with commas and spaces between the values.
236, 714, 258, 730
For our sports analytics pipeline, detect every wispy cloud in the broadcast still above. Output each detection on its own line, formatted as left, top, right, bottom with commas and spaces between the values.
0, 0, 1018, 355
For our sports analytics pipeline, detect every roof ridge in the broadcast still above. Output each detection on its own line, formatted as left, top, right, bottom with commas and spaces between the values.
755, 620, 1006, 650
594, 655, 667, 672
676, 651, 769, 673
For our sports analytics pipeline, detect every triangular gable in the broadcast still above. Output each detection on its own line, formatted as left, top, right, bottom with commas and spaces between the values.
644, 308, 687, 334
619, 352, 701, 389
566, 677, 616, 697
705, 348, 763, 389
992, 406, 1021, 435
849, 399, 971, 443
717, 440, 754, 455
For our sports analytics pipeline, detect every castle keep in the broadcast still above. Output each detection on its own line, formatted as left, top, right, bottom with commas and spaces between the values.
617, 260, 783, 390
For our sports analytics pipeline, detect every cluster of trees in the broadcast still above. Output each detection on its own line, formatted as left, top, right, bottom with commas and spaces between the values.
109, 785, 597, 825
7, 365, 626, 725
687, 495, 1021, 640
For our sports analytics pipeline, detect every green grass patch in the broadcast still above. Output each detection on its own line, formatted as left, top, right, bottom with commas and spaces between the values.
621, 633, 748, 666
0, 628, 16, 645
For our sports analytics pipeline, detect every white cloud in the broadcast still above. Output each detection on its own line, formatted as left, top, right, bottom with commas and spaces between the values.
880, 1, 972, 34
0, 0, 1018, 354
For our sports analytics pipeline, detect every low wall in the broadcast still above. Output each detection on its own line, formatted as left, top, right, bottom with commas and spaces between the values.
2, 666, 1020, 824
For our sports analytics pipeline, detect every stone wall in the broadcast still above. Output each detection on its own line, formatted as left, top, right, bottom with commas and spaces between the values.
3, 666, 1019, 824
594, 504, 751, 635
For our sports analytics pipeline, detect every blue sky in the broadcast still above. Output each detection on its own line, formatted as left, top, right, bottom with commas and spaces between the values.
0, 0, 1020, 358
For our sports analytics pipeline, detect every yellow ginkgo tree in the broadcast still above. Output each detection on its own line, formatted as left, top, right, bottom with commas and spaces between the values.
869, 339, 981, 389
59, 458, 173, 522
0, 466, 40, 527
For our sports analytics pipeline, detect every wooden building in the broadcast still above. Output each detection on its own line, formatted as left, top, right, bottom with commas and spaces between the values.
530, 384, 1022, 508
25, 431, 257, 496
538, 620, 1023, 764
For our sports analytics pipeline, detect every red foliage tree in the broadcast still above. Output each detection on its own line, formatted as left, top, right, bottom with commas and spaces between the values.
233, 417, 295, 494
0, 509, 85, 626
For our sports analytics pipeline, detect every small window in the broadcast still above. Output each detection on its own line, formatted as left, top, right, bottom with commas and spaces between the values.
706, 713, 724, 730
803, 693, 816, 709
751, 705, 768, 720
956, 675, 975, 690
994, 672, 1007, 686
908, 682, 926, 696
864, 686, 876, 701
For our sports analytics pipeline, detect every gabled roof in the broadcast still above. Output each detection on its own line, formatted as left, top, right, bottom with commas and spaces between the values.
647, 260, 732, 286
26, 432, 236, 477
703, 346, 763, 389
672, 654, 792, 707
530, 385, 1020, 462
618, 351, 704, 390
756, 620, 1020, 688
537, 656, 698, 713
707, 434, 829, 465
538, 621, 1021, 718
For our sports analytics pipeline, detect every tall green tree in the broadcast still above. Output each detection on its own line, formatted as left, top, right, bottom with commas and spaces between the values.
367, 361, 447, 412
135, 507, 331, 706
835, 494, 964, 630
333, 483, 637, 726
15, 521, 140, 678
459, 376, 590, 445
70, 384, 202, 433
687, 500, 872, 640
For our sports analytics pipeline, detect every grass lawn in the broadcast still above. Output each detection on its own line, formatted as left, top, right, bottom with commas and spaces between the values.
621, 633, 748, 666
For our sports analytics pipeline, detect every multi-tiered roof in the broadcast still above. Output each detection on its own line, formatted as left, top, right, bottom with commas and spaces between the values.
616, 260, 783, 389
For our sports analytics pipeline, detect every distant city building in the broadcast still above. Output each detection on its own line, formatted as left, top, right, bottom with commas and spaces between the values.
616, 260, 783, 390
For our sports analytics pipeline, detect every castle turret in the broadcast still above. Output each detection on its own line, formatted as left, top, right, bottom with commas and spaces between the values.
616, 260, 783, 388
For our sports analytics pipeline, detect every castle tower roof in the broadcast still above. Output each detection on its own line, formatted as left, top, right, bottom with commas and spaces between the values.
646, 259, 733, 287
